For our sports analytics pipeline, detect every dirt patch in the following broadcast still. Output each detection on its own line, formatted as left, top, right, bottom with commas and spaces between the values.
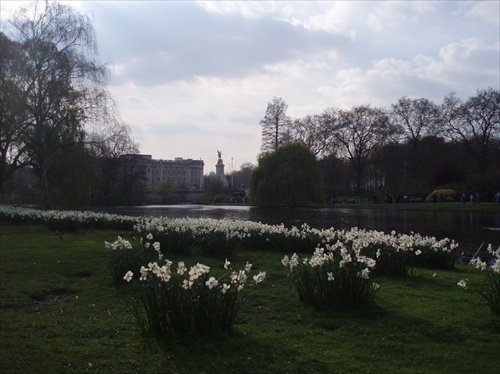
30, 287, 77, 303
75, 271, 92, 278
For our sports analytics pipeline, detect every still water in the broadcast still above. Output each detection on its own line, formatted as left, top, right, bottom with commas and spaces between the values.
106, 204, 499, 263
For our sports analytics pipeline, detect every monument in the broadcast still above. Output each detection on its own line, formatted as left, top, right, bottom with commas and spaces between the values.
215, 150, 228, 186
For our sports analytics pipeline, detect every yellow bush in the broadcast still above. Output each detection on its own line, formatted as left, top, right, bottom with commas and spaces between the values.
425, 189, 457, 203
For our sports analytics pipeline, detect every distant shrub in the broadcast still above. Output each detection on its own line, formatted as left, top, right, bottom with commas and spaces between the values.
425, 189, 457, 203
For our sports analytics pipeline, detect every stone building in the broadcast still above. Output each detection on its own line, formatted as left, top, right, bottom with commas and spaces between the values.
120, 154, 204, 192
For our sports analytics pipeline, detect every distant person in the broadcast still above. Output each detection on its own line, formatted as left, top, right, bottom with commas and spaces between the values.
495, 192, 500, 204
470, 193, 475, 205
461, 193, 465, 204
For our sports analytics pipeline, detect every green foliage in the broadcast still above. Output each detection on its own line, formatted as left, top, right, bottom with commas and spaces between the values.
283, 251, 379, 309
470, 246, 500, 315
50, 144, 96, 209
128, 265, 258, 338
364, 244, 410, 276
203, 175, 225, 197
425, 188, 457, 203
106, 236, 157, 283
154, 178, 177, 199
195, 231, 243, 256
478, 271, 500, 315
412, 245, 459, 270
250, 142, 324, 206
106, 233, 266, 338
107, 247, 147, 283
144, 228, 193, 256
46, 217, 80, 232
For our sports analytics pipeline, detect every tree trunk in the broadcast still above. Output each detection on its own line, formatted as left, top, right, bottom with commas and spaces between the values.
40, 162, 52, 210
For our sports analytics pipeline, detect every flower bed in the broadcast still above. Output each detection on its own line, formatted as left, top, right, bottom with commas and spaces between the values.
1, 205, 460, 272
466, 244, 500, 314
106, 235, 266, 337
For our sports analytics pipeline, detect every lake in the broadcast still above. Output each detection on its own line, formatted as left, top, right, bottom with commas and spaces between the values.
104, 204, 500, 263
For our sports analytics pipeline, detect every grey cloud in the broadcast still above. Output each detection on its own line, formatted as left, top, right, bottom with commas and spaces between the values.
84, 2, 349, 86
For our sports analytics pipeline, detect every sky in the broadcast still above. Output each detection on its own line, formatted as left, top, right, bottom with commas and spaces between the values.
1, 1, 499, 174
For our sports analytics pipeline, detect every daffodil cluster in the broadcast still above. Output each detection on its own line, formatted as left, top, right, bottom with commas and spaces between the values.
469, 244, 500, 274
465, 244, 500, 315
104, 231, 266, 337
0, 205, 137, 230
123, 255, 266, 295
282, 242, 379, 308
3, 206, 460, 272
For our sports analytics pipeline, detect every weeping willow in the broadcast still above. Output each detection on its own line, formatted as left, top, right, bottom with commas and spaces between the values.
250, 142, 324, 206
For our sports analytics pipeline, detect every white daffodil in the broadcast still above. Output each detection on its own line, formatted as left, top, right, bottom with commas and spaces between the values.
123, 271, 133, 282
253, 271, 266, 284
245, 262, 253, 272
205, 277, 219, 289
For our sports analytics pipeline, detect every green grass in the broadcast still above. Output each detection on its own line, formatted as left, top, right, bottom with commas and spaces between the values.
323, 201, 500, 212
1, 224, 499, 373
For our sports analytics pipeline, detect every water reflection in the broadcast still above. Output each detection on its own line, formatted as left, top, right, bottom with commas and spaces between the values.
105, 205, 499, 262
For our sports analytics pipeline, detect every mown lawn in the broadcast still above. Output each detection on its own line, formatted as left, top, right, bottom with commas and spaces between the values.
0, 224, 498, 373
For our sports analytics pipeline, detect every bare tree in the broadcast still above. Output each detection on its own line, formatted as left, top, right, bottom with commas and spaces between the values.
260, 96, 291, 153
289, 108, 337, 157
88, 122, 139, 201
0, 33, 31, 191
231, 162, 255, 188
4, 1, 112, 208
440, 88, 499, 171
391, 96, 440, 179
154, 178, 177, 203
333, 105, 393, 191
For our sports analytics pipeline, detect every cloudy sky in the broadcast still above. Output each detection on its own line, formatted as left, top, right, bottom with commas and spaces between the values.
2, 1, 499, 173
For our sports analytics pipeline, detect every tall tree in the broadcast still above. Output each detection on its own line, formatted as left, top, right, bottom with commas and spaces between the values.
203, 175, 225, 197
49, 141, 96, 208
289, 108, 337, 157
0, 32, 31, 191
260, 97, 291, 153
333, 105, 393, 191
250, 142, 324, 206
231, 162, 255, 188
391, 97, 439, 179
319, 151, 350, 201
89, 122, 139, 202
4, 1, 111, 209
440, 88, 499, 172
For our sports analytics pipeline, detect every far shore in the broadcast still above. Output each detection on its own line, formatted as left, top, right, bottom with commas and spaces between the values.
316, 201, 500, 212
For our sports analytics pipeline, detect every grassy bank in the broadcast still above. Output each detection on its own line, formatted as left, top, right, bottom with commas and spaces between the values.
323, 201, 500, 212
0, 225, 499, 373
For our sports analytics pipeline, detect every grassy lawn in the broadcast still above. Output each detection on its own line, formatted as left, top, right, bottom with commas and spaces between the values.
0, 224, 499, 373
321, 201, 500, 212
